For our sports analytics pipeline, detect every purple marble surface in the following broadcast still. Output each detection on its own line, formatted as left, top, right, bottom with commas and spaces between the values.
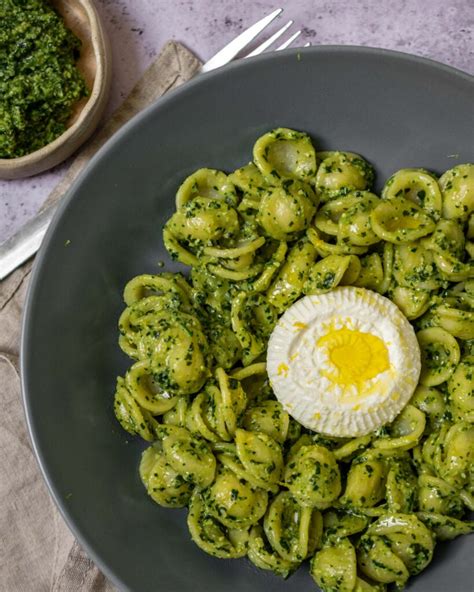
1, 0, 473, 244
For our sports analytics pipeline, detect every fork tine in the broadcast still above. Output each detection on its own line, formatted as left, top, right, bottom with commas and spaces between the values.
275, 30, 302, 51
244, 20, 293, 58
201, 8, 283, 73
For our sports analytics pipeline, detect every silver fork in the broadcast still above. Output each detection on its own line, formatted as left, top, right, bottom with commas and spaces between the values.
203, 8, 309, 72
0, 8, 309, 280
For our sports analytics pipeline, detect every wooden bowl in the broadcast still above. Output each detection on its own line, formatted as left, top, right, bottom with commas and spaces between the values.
0, 0, 112, 180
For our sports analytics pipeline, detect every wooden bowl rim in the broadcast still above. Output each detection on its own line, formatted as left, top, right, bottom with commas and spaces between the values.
0, 0, 109, 172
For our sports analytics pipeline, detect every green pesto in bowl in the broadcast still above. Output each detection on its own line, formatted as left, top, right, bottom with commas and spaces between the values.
0, 0, 88, 158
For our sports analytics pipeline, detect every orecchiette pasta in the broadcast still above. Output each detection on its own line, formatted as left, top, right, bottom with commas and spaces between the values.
439, 163, 474, 221
253, 128, 317, 183
175, 167, 238, 208
357, 514, 434, 587
284, 442, 341, 509
140, 445, 194, 507
264, 491, 322, 562
315, 151, 375, 201
256, 179, 317, 241
382, 168, 442, 219
113, 129, 474, 591
310, 536, 357, 592
371, 197, 436, 243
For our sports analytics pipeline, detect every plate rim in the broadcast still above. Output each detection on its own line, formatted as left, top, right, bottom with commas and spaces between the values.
21, 44, 474, 592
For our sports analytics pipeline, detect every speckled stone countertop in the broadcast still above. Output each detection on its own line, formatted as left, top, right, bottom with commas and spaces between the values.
1, 0, 473, 244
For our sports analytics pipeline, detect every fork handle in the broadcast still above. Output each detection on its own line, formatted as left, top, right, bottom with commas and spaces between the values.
0, 202, 58, 280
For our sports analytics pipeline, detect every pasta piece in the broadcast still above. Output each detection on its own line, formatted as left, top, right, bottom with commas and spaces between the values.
304, 254, 361, 294
435, 422, 474, 489
234, 428, 283, 489
378, 242, 394, 294
113, 377, 158, 441
382, 168, 442, 219
185, 390, 222, 443
433, 251, 474, 282
119, 295, 182, 360
337, 191, 381, 246
187, 491, 249, 559
426, 218, 465, 258
256, 179, 316, 241
190, 266, 233, 316
307, 226, 368, 257
392, 242, 442, 291
140, 446, 193, 508
423, 422, 474, 489
310, 537, 357, 592
229, 162, 268, 198
247, 525, 297, 578
416, 512, 474, 541
176, 168, 238, 208
203, 466, 268, 529
417, 327, 461, 386
215, 367, 247, 435
125, 360, 180, 414
390, 286, 430, 320
284, 443, 341, 509
207, 254, 259, 279
323, 510, 369, 539
242, 400, 290, 444
370, 197, 436, 243
340, 453, 387, 508
435, 303, 474, 341
373, 405, 426, 451
167, 197, 240, 243
231, 292, 277, 365
232, 363, 274, 406
135, 311, 209, 396
203, 236, 265, 265
314, 194, 361, 236
409, 385, 446, 432
217, 449, 276, 495
160, 425, 217, 488
357, 514, 434, 586
267, 239, 317, 312
264, 491, 322, 562
207, 249, 261, 278
426, 220, 474, 281
439, 163, 474, 221
230, 361, 267, 380
315, 151, 374, 201
187, 369, 247, 442
447, 355, 474, 422
252, 240, 288, 292
162, 396, 189, 428
206, 322, 242, 369
253, 128, 317, 183
418, 296, 474, 340
333, 435, 372, 461
417, 474, 463, 516
123, 272, 192, 307
385, 456, 417, 513
162, 227, 199, 265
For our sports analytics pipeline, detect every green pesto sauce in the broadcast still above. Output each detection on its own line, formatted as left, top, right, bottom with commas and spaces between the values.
0, 0, 88, 158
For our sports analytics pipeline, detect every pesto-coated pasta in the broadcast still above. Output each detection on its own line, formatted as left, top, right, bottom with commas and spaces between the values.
113, 129, 474, 591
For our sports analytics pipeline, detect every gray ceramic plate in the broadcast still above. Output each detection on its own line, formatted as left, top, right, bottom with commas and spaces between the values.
22, 47, 473, 592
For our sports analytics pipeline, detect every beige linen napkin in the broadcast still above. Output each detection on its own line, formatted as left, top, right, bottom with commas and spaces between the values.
0, 40, 201, 592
